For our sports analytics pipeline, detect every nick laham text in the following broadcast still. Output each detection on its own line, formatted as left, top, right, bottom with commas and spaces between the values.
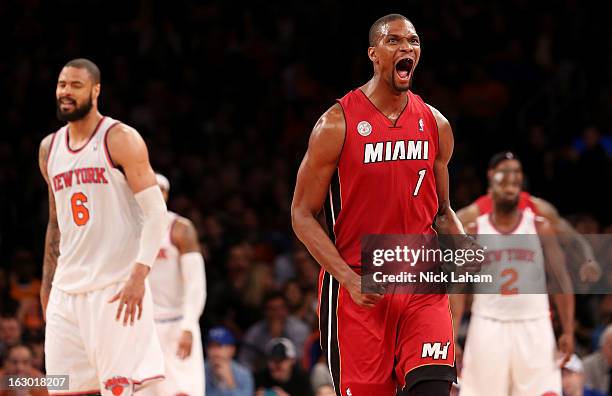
373, 271, 493, 284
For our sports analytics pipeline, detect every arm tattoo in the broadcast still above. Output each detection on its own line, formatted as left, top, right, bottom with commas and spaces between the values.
39, 135, 60, 307
41, 204, 60, 299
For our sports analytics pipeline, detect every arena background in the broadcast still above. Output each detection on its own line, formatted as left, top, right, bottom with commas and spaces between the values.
0, 0, 611, 392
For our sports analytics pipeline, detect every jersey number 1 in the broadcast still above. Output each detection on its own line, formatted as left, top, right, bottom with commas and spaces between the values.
71, 192, 90, 226
413, 169, 426, 196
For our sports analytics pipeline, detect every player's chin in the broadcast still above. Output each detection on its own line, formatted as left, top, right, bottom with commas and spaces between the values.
392, 75, 411, 92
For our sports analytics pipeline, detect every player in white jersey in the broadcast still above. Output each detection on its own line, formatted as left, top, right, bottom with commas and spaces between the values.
450, 163, 574, 396
140, 174, 206, 396
38, 59, 168, 395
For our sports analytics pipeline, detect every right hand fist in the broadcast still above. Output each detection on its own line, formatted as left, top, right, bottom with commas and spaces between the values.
344, 271, 384, 308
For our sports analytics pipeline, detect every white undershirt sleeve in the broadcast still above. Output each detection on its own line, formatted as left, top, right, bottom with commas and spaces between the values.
179, 251, 206, 332
134, 185, 168, 268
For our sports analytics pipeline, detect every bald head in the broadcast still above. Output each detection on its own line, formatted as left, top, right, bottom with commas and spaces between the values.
369, 14, 412, 46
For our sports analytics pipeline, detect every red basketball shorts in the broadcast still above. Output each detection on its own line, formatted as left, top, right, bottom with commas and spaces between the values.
318, 269, 456, 396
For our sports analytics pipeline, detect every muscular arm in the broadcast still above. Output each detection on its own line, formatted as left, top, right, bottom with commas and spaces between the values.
39, 134, 59, 319
428, 105, 464, 235
106, 124, 167, 324
537, 217, 574, 363
291, 104, 381, 307
532, 196, 600, 281
107, 124, 158, 194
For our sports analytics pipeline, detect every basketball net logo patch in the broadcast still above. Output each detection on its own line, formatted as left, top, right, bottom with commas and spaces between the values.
104, 376, 131, 395
357, 121, 372, 136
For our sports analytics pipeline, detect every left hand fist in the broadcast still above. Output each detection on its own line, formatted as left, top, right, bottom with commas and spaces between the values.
579, 259, 601, 282
177, 330, 193, 359
557, 333, 574, 367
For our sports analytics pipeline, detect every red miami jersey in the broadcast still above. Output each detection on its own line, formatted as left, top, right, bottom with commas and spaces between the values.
475, 191, 539, 215
328, 89, 439, 267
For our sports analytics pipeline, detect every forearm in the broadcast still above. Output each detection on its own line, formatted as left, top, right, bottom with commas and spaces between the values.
180, 252, 206, 331
41, 221, 60, 308
134, 185, 167, 270
561, 220, 596, 262
554, 294, 575, 335
292, 210, 353, 284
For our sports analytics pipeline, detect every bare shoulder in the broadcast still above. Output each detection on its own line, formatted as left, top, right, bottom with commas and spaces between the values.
530, 195, 559, 219
171, 215, 200, 252
465, 221, 478, 234
106, 123, 148, 164
535, 215, 554, 235
456, 202, 480, 225
426, 104, 450, 130
106, 123, 145, 147
310, 103, 345, 146
39, 133, 56, 181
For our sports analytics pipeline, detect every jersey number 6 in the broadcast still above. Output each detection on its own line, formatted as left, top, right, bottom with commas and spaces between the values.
71, 192, 90, 226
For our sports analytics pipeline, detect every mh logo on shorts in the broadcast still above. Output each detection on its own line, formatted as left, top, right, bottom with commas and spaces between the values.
104, 376, 131, 395
421, 341, 450, 360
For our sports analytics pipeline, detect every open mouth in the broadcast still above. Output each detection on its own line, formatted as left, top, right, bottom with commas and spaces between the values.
395, 58, 414, 81
59, 97, 76, 110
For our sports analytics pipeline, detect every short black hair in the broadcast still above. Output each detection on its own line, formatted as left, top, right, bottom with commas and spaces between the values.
488, 151, 520, 170
64, 58, 101, 83
369, 14, 411, 46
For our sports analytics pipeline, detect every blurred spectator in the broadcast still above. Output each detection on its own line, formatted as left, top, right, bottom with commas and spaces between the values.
0, 344, 48, 396
8, 250, 41, 302
0, 316, 22, 365
254, 338, 312, 396
238, 291, 309, 371
562, 354, 607, 396
205, 326, 254, 396
583, 324, 612, 393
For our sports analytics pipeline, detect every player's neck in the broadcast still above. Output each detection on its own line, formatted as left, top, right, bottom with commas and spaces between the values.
68, 111, 103, 143
361, 76, 408, 119
491, 206, 521, 232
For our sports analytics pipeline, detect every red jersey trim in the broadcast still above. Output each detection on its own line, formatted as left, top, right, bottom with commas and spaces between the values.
487, 212, 524, 235
132, 374, 165, 385
49, 390, 100, 395
103, 121, 121, 168
65, 116, 106, 154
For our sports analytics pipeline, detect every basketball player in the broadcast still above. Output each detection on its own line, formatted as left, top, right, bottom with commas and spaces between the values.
291, 14, 476, 396
39, 59, 168, 395
140, 174, 206, 396
451, 163, 575, 395
457, 151, 601, 282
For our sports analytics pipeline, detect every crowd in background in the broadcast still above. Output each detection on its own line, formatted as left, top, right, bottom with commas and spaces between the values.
0, 0, 611, 395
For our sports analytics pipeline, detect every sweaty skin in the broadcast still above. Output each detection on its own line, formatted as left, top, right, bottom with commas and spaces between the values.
40, 65, 161, 326
291, 18, 466, 308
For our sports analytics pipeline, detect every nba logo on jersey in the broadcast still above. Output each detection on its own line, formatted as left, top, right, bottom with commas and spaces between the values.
357, 120, 372, 136
418, 118, 424, 131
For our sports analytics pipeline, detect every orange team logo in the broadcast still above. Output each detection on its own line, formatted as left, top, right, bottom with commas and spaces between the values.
104, 376, 130, 395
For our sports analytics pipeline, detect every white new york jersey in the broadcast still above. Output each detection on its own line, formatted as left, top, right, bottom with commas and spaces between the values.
47, 116, 143, 293
148, 211, 183, 320
471, 209, 550, 321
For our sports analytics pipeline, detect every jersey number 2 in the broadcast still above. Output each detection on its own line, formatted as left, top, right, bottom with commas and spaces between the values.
71, 192, 90, 226
413, 169, 426, 196
501, 268, 518, 295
